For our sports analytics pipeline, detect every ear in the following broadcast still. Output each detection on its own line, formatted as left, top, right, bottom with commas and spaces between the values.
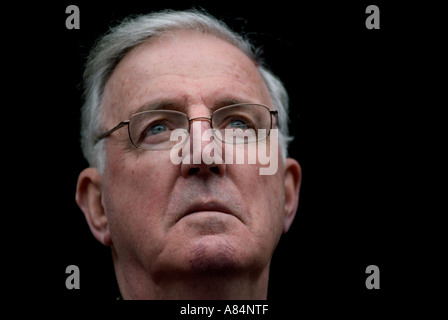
75, 168, 112, 246
282, 158, 302, 234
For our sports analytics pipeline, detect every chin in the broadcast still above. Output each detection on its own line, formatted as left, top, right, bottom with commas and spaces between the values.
159, 213, 263, 276
187, 234, 246, 274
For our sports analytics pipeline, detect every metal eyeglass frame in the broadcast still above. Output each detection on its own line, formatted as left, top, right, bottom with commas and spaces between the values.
95, 103, 278, 149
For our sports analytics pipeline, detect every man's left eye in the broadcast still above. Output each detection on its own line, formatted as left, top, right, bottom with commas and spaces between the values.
228, 119, 249, 129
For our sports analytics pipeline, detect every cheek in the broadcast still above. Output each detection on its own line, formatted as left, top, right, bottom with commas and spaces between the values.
228, 162, 285, 242
101, 150, 178, 251
105, 153, 169, 205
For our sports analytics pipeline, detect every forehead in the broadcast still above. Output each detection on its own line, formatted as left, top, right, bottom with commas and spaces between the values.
102, 29, 271, 121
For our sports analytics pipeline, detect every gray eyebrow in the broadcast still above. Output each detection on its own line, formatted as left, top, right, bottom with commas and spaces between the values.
131, 97, 250, 117
211, 98, 246, 110
130, 100, 187, 117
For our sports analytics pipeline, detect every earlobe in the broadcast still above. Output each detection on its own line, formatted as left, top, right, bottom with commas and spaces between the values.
75, 168, 112, 246
283, 158, 301, 234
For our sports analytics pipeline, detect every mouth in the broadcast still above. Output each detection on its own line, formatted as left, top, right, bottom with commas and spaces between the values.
178, 202, 236, 222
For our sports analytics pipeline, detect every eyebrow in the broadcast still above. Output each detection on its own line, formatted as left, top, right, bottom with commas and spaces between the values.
130, 97, 250, 117
131, 100, 186, 116
212, 98, 245, 110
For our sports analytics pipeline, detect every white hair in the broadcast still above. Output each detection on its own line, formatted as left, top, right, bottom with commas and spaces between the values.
81, 9, 293, 172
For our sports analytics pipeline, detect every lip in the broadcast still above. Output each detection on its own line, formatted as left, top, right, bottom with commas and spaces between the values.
178, 202, 236, 222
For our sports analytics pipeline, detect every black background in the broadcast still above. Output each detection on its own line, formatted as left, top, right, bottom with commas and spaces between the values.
7, 0, 444, 316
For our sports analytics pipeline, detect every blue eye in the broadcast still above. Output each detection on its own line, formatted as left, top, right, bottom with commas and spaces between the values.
148, 123, 168, 135
229, 120, 249, 129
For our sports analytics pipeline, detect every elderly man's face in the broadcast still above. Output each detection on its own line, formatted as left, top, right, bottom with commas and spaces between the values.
78, 30, 300, 297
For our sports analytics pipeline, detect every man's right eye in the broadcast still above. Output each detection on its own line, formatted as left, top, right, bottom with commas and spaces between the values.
138, 121, 172, 145
146, 123, 168, 135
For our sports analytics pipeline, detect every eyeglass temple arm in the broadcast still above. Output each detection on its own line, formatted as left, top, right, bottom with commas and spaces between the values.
95, 120, 130, 143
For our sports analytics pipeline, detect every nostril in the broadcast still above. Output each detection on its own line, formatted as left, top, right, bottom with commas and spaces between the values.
188, 167, 200, 175
210, 166, 220, 174
187, 166, 221, 175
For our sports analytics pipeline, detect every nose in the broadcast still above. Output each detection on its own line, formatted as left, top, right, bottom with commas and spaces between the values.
180, 118, 227, 177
